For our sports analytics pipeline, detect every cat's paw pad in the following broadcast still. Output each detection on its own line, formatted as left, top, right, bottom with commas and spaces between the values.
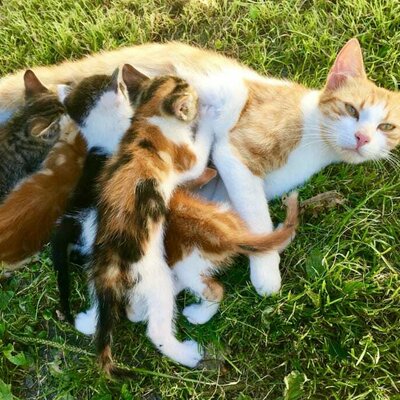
75, 310, 97, 335
183, 304, 215, 325
250, 252, 281, 296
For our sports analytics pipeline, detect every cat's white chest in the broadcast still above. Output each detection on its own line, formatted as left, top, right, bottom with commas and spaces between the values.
263, 136, 335, 199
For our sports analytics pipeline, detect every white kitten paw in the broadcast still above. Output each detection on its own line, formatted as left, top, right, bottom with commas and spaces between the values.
75, 308, 97, 335
250, 252, 281, 296
126, 304, 147, 323
160, 339, 203, 368
177, 340, 204, 367
183, 303, 219, 325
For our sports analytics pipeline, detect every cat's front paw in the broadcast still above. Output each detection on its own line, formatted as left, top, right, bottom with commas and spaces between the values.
250, 252, 281, 296
75, 308, 97, 335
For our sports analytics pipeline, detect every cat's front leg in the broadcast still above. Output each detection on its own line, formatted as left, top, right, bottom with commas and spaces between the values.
212, 141, 281, 296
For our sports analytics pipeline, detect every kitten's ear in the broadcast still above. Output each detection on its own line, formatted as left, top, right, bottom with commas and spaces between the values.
29, 117, 60, 142
122, 64, 149, 94
57, 84, 72, 103
109, 68, 120, 93
326, 38, 367, 91
24, 70, 48, 98
35, 119, 60, 142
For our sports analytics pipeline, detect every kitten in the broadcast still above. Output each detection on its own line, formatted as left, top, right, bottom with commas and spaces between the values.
2, 39, 399, 297
90, 68, 209, 374
51, 69, 134, 323
63, 66, 298, 374
0, 70, 64, 202
0, 114, 86, 272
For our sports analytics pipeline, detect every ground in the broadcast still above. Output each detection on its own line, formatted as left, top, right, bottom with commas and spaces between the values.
0, 0, 399, 399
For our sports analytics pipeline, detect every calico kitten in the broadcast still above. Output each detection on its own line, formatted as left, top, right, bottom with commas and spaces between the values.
0, 70, 64, 202
90, 68, 208, 373
51, 69, 133, 323
3, 40, 399, 297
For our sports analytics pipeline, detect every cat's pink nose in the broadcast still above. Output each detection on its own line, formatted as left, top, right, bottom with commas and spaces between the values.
355, 132, 370, 149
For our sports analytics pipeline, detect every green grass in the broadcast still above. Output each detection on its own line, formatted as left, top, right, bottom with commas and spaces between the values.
1, 0, 400, 398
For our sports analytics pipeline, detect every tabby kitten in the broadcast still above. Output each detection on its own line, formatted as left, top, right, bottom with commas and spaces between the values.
0, 116, 85, 273
51, 68, 133, 323
0, 70, 64, 202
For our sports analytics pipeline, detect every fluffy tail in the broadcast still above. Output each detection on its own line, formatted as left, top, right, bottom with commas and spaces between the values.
166, 190, 299, 265
0, 125, 86, 270
234, 192, 299, 255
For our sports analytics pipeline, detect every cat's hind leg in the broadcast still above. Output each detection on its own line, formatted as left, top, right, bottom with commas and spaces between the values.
174, 250, 223, 325
133, 231, 203, 367
51, 216, 81, 324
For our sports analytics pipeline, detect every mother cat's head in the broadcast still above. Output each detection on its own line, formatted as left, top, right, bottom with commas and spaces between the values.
319, 38, 400, 164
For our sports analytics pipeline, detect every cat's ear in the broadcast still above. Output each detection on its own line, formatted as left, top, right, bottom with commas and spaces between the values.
36, 119, 60, 142
121, 64, 149, 94
24, 70, 48, 98
109, 68, 120, 93
29, 117, 59, 142
326, 38, 367, 91
56, 84, 72, 103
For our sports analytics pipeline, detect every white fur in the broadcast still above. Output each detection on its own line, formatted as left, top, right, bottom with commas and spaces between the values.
0, 110, 12, 124
126, 226, 203, 367
76, 209, 97, 255
264, 91, 340, 199
75, 305, 97, 335
173, 250, 220, 325
327, 102, 389, 163
81, 90, 133, 150
148, 116, 193, 146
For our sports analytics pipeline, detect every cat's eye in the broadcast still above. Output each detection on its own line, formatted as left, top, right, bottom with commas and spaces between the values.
378, 123, 395, 132
345, 103, 359, 119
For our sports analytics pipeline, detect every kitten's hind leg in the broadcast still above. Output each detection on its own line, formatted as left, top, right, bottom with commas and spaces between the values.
51, 216, 81, 324
174, 250, 223, 325
134, 237, 203, 367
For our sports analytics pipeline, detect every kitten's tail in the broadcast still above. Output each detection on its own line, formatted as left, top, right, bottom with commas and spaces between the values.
234, 192, 299, 255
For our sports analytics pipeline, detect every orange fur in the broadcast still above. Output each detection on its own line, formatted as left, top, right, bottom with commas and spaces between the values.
165, 190, 298, 267
0, 120, 86, 270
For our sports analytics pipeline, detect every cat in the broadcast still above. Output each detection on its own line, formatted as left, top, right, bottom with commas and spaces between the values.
51, 68, 134, 324
0, 79, 86, 272
57, 65, 214, 373
1, 39, 397, 298
49, 66, 299, 344
0, 70, 65, 202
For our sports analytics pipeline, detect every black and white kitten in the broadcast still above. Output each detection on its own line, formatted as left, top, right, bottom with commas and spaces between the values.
51, 68, 134, 323
0, 70, 64, 202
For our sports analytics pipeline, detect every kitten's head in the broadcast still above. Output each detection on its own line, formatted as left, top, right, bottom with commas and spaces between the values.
132, 69, 199, 122
319, 39, 400, 164
57, 68, 134, 151
21, 70, 65, 143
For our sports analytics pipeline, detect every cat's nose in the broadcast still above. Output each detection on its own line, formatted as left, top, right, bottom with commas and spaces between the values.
355, 132, 370, 149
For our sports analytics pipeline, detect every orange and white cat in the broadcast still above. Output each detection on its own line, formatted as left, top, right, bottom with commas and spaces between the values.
0, 38, 399, 296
